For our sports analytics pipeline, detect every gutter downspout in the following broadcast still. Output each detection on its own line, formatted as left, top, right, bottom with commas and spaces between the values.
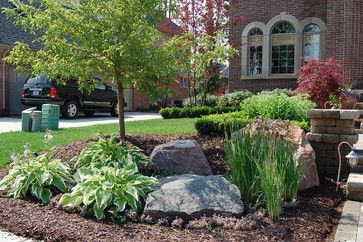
2, 48, 10, 110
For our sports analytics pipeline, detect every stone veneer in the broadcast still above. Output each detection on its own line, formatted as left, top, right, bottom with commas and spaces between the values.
306, 109, 359, 176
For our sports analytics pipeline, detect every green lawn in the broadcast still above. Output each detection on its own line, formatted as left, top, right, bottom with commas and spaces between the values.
0, 118, 197, 169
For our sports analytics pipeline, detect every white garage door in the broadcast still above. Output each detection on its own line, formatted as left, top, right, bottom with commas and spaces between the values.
9, 68, 30, 116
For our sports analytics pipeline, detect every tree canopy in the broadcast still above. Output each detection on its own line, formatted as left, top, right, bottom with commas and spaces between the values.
4, 0, 179, 138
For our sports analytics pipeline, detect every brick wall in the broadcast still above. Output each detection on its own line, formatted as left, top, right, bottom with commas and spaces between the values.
326, 0, 363, 88
229, 0, 363, 92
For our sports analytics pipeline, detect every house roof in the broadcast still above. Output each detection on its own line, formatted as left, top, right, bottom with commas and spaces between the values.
0, 0, 38, 49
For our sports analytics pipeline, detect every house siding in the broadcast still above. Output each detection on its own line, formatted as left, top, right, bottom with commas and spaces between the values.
0, 49, 11, 116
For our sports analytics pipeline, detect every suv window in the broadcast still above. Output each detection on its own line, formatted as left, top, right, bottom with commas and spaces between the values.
27, 74, 51, 85
95, 84, 107, 90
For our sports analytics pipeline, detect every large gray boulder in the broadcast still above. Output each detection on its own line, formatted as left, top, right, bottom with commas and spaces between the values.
143, 175, 244, 220
150, 140, 213, 176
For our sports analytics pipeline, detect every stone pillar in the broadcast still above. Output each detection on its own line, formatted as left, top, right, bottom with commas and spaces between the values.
306, 109, 359, 177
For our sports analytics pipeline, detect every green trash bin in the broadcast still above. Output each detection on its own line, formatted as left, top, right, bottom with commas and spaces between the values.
42, 104, 60, 130
31, 111, 43, 132
22, 107, 37, 132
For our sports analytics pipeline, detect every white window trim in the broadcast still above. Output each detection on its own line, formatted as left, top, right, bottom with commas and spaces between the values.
240, 13, 326, 80
300, 17, 327, 61
241, 21, 266, 78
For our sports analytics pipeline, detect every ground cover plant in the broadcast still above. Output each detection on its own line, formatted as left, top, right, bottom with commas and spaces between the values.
0, 118, 197, 169
59, 163, 158, 221
225, 130, 302, 220
73, 136, 151, 169
0, 132, 74, 203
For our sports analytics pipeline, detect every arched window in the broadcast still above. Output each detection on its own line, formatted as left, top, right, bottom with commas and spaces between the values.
271, 22, 296, 74
248, 28, 263, 76
303, 24, 321, 63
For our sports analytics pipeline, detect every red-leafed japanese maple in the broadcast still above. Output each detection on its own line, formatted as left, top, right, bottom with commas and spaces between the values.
296, 57, 345, 108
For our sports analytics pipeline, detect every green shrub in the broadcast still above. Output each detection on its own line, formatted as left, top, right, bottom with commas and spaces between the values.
0, 133, 73, 204
225, 130, 302, 220
59, 163, 158, 221
195, 112, 253, 136
182, 94, 218, 107
159, 106, 240, 119
258, 88, 293, 96
73, 136, 151, 169
241, 92, 315, 122
216, 90, 253, 107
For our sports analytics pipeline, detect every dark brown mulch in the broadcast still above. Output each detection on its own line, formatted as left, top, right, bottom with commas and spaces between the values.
53, 134, 228, 175
0, 134, 344, 241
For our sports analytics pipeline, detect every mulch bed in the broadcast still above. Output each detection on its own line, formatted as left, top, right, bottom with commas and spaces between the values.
0, 134, 345, 242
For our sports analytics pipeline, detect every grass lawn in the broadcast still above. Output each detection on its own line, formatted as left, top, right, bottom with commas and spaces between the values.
0, 118, 197, 169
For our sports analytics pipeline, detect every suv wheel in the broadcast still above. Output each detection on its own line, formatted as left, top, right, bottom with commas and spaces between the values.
62, 101, 79, 119
111, 103, 119, 117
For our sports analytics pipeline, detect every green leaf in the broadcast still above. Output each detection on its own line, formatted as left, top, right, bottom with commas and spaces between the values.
40, 188, 52, 204
41, 171, 53, 184
125, 185, 139, 201
95, 188, 111, 210
52, 176, 67, 192
113, 197, 127, 212
93, 204, 105, 220
59, 191, 83, 207
124, 193, 138, 211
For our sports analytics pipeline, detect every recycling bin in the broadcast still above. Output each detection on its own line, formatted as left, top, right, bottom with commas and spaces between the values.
31, 111, 43, 132
21, 107, 37, 132
41, 104, 60, 130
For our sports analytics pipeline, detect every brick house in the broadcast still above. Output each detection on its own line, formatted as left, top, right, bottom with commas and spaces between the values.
0, 1, 188, 117
229, 0, 363, 93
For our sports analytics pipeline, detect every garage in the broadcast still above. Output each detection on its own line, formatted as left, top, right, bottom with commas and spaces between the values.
9, 68, 30, 116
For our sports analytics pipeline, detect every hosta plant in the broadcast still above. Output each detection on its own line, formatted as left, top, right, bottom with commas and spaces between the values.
74, 135, 151, 169
59, 162, 158, 221
0, 132, 74, 204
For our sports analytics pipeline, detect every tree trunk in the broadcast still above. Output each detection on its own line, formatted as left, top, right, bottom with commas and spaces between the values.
116, 80, 126, 140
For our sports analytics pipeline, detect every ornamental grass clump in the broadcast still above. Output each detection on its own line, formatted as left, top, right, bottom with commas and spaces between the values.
225, 130, 302, 220
0, 131, 74, 204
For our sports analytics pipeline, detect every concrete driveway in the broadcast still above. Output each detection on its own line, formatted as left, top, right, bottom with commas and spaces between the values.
0, 112, 161, 133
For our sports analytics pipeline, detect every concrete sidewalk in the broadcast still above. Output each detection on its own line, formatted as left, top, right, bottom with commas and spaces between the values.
0, 112, 161, 133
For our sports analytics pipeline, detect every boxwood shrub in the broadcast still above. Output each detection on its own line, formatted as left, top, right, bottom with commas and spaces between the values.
195, 112, 253, 136
159, 106, 240, 119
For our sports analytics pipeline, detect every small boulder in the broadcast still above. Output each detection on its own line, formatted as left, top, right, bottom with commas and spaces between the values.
143, 175, 244, 220
150, 140, 213, 176
246, 119, 320, 191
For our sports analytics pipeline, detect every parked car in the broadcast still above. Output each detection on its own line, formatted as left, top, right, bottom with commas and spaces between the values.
21, 74, 121, 119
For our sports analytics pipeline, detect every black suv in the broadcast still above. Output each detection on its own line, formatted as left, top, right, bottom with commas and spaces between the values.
21, 74, 119, 119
